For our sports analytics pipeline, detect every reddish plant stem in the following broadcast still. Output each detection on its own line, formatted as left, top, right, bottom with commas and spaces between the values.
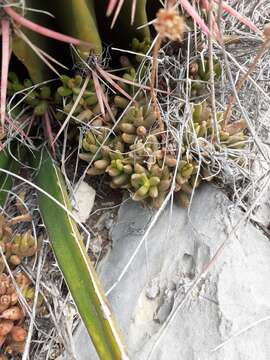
131, 0, 137, 25
106, 0, 118, 16
43, 112, 56, 157
92, 71, 105, 116
110, 0, 125, 28
179, 0, 210, 36
1, 19, 10, 127
4, 6, 91, 47
96, 63, 137, 105
212, 0, 262, 35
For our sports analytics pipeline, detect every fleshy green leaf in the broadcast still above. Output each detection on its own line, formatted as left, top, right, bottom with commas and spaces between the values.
32, 148, 127, 360
43, 0, 102, 57
12, 0, 52, 83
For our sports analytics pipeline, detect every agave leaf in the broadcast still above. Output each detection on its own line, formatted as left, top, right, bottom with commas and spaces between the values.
0, 146, 21, 207
43, 0, 102, 57
32, 148, 127, 360
11, 0, 52, 83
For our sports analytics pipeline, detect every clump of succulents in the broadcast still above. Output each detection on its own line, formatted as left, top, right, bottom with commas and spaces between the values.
190, 59, 222, 97
0, 272, 42, 357
79, 79, 247, 208
56, 75, 100, 122
0, 207, 41, 357
0, 214, 37, 272
7, 73, 53, 117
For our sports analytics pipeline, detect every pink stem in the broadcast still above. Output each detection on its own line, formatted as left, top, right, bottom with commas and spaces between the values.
179, 0, 210, 36
107, 0, 119, 16
111, 0, 125, 28
1, 19, 10, 127
211, 13, 221, 42
4, 6, 92, 47
131, 0, 137, 25
100, 88, 116, 123
43, 112, 56, 156
201, 0, 209, 10
212, 0, 262, 35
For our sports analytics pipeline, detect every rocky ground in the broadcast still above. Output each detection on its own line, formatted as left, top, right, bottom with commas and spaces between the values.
58, 182, 270, 360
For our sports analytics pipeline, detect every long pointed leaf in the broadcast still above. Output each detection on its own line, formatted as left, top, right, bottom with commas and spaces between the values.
11, 0, 52, 83
32, 149, 127, 360
43, 0, 102, 57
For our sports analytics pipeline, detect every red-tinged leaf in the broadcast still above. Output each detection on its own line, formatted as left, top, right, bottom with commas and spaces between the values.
4, 6, 92, 48
179, 0, 210, 36
213, 0, 262, 35
1, 20, 10, 127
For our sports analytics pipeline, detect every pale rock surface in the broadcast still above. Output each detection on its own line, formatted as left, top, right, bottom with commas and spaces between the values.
73, 184, 270, 360
72, 181, 95, 223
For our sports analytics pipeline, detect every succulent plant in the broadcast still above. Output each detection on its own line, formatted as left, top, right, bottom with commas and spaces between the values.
78, 68, 248, 208
8, 73, 52, 117
0, 214, 37, 272
190, 58, 222, 97
0, 272, 43, 356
